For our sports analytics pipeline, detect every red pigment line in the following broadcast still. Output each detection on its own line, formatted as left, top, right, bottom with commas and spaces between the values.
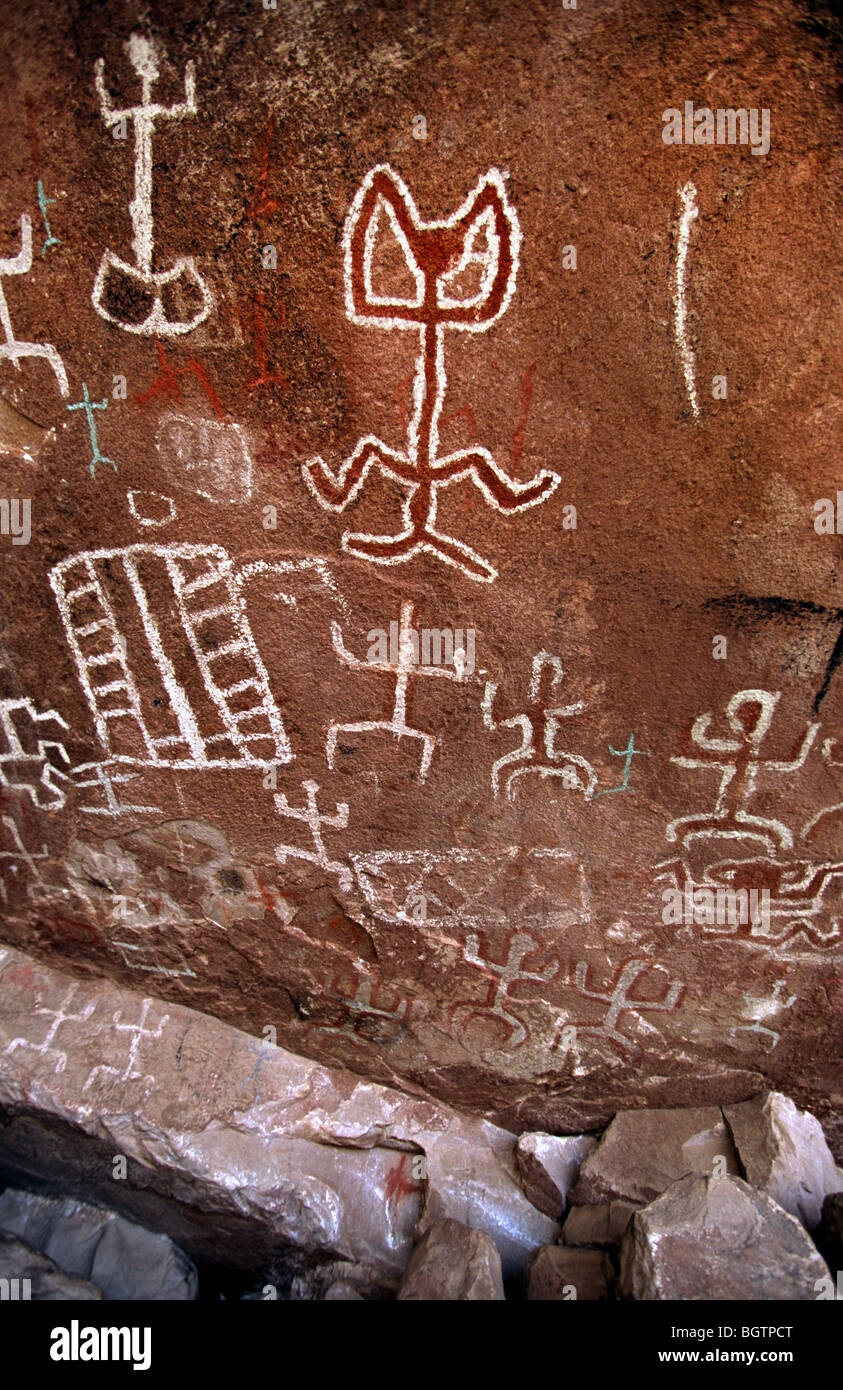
6, 962, 39, 988
135, 339, 228, 420
186, 357, 228, 420
134, 339, 180, 408
512, 361, 537, 470
392, 372, 415, 434
38, 914, 100, 946
384, 1154, 424, 1209
440, 405, 479, 445
23, 93, 41, 172
247, 118, 280, 221
246, 290, 287, 390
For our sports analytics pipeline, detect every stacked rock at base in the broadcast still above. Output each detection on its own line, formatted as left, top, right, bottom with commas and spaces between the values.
619, 1175, 834, 1301
723, 1091, 843, 1231
396, 1219, 505, 1301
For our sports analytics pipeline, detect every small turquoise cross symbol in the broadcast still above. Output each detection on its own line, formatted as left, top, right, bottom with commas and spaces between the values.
596, 732, 650, 797
37, 181, 60, 256
67, 382, 116, 477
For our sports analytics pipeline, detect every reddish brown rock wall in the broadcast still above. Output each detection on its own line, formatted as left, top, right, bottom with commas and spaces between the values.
0, 0, 840, 1146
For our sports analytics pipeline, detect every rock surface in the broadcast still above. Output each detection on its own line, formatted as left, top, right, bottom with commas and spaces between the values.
570, 1107, 739, 1205
619, 1174, 833, 1301
526, 1245, 614, 1300
0, 1229, 103, 1300
396, 1219, 505, 1301
0, 0, 839, 1147
560, 1201, 638, 1249
0, 1187, 197, 1299
0, 945, 556, 1281
289, 1260, 397, 1301
724, 1091, 843, 1231
516, 1132, 597, 1218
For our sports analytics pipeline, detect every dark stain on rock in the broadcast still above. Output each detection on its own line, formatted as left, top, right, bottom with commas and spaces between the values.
219, 869, 246, 893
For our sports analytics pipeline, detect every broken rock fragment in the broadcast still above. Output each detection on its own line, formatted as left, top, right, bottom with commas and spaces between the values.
723, 1091, 843, 1231
560, 1200, 638, 1249
0, 1230, 103, 1300
289, 1260, 398, 1301
0, 946, 553, 1282
396, 1219, 505, 1301
0, 1188, 198, 1299
619, 1174, 833, 1301
526, 1245, 614, 1301
516, 1132, 597, 1218
570, 1106, 739, 1205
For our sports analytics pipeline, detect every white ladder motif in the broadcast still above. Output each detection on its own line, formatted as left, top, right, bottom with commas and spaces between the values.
50, 544, 291, 768
166, 548, 290, 762
52, 554, 153, 758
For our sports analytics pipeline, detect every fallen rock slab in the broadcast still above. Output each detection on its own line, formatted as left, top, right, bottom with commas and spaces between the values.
516, 1133, 597, 1218
619, 1174, 833, 1301
396, 1219, 505, 1301
0, 1188, 197, 1299
570, 1107, 739, 1205
0, 946, 555, 1281
561, 1200, 638, 1249
526, 1245, 614, 1300
724, 1091, 843, 1231
0, 1230, 103, 1300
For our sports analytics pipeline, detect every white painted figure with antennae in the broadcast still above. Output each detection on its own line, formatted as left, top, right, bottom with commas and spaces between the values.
92, 33, 213, 336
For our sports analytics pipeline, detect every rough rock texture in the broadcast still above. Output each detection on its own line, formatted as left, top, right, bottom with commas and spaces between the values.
560, 1201, 638, 1249
619, 1174, 833, 1300
289, 1260, 397, 1301
0, 1229, 103, 1300
516, 1132, 597, 1218
0, 0, 841, 1145
526, 1244, 614, 1300
570, 1106, 740, 1205
396, 1219, 505, 1301
724, 1090, 843, 1230
0, 1187, 197, 1298
0, 945, 556, 1281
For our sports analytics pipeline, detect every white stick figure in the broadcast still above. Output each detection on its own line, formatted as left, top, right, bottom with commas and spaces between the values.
92, 33, 212, 336
327, 599, 468, 782
0, 214, 68, 395
3, 984, 95, 1074
274, 779, 352, 891
82, 998, 169, 1092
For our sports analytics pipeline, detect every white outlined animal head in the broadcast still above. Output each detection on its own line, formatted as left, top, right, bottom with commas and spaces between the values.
343, 163, 521, 334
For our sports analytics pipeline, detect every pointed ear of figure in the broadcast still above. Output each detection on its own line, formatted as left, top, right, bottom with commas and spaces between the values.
346, 165, 424, 320
440, 172, 520, 328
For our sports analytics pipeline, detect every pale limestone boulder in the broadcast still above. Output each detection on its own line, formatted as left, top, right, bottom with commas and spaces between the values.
0, 946, 555, 1282
0, 1230, 103, 1300
570, 1107, 739, 1205
0, 1188, 197, 1299
516, 1133, 597, 1218
397, 1219, 505, 1301
620, 1174, 832, 1301
724, 1091, 843, 1230
526, 1245, 614, 1300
